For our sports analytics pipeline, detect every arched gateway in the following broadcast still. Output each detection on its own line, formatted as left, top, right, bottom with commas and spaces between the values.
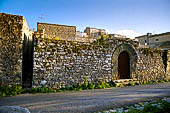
112, 43, 137, 79
118, 51, 130, 79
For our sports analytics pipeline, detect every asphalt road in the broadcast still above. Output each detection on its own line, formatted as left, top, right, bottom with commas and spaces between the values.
0, 83, 170, 113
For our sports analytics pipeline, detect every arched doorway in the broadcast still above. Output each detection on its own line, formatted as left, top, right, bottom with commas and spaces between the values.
118, 51, 130, 79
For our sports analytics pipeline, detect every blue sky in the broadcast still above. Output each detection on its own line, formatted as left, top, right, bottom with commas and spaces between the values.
0, 0, 170, 38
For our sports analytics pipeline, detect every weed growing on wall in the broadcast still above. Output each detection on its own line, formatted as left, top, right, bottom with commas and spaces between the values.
141, 48, 162, 56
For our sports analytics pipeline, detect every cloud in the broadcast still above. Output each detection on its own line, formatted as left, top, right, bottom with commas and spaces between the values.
115, 30, 141, 39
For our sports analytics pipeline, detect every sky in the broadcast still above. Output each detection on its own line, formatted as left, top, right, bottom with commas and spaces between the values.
0, 0, 170, 39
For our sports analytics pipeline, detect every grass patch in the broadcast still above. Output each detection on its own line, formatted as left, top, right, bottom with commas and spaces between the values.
1, 78, 169, 97
97, 98, 170, 113
0, 85, 23, 97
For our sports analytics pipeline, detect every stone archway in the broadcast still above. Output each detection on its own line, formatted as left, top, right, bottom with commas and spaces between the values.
118, 51, 130, 79
112, 43, 137, 80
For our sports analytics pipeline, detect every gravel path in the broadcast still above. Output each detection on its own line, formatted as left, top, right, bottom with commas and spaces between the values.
0, 83, 170, 113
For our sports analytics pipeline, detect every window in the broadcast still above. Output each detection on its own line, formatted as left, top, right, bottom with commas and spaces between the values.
144, 40, 147, 45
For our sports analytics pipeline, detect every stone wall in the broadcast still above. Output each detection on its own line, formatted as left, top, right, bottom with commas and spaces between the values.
0, 13, 169, 88
34, 38, 111, 88
166, 51, 170, 79
75, 37, 96, 43
0, 13, 32, 86
37, 22, 76, 41
33, 37, 168, 88
0, 13, 23, 86
136, 48, 166, 83
135, 32, 170, 49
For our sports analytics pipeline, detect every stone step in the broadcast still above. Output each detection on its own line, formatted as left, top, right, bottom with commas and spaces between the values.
115, 80, 139, 87
113, 79, 138, 83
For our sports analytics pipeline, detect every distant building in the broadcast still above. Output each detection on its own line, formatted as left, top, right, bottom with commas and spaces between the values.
76, 31, 88, 38
135, 32, 170, 50
109, 34, 127, 39
37, 22, 76, 40
84, 27, 107, 38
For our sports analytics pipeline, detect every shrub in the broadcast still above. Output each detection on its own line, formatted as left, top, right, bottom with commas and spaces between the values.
88, 83, 95, 89
119, 84, 124, 87
96, 79, 111, 89
152, 80, 158, 84
108, 81, 117, 87
28, 86, 56, 93
135, 82, 139, 85
164, 80, 169, 82
160, 80, 165, 83
82, 77, 88, 90
128, 82, 135, 86
76, 83, 83, 91
0, 85, 23, 97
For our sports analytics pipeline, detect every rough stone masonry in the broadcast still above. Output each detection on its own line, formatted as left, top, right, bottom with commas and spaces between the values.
0, 12, 170, 88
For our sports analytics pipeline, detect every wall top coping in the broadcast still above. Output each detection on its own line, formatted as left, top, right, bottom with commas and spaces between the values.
37, 22, 76, 28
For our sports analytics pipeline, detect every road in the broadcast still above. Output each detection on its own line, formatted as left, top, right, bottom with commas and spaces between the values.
0, 83, 170, 113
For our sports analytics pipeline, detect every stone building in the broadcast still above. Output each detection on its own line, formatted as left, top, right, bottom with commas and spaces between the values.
84, 27, 107, 38
76, 31, 88, 38
0, 12, 170, 89
109, 34, 127, 39
135, 32, 170, 50
37, 22, 76, 41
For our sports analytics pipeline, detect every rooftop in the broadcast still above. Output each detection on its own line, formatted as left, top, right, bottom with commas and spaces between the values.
136, 32, 170, 39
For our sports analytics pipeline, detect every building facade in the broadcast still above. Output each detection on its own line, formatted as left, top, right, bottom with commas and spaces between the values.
135, 32, 170, 50
109, 34, 127, 39
84, 27, 107, 38
76, 31, 88, 38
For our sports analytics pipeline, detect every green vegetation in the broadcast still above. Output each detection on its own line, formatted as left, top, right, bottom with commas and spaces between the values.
0, 85, 23, 97
58, 78, 116, 92
152, 80, 158, 84
96, 35, 110, 48
141, 48, 162, 56
0, 85, 57, 97
97, 98, 170, 113
95, 79, 111, 89
1, 78, 169, 97
125, 100, 170, 113
127, 82, 135, 86
24, 86, 57, 94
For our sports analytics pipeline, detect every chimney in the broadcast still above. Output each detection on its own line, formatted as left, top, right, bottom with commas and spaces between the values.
147, 33, 152, 36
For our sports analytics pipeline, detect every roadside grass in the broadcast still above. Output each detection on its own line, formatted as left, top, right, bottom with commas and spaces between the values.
96, 98, 170, 113
0, 78, 169, 97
